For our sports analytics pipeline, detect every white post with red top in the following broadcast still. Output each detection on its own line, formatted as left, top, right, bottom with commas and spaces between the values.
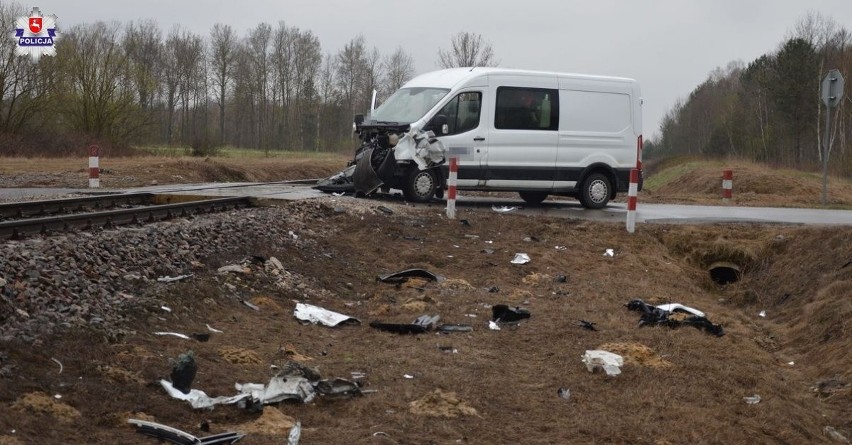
88, 145, 100, 188
722, 169, 733, 202
626, 168, 639, 233
446, 157, 458, 219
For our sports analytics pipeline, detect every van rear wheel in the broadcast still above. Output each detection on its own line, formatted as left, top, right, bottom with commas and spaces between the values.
578, 173, 611, 209
519, 191, 548, 205
403, 167, 437, 203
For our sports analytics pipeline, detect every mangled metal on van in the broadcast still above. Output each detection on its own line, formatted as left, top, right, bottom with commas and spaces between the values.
315, 120, 448, 202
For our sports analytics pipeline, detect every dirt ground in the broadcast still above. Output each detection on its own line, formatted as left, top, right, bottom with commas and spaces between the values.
0, 155, 850, 444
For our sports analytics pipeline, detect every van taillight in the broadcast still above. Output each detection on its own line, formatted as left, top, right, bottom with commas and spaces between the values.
636, 135, 643, 170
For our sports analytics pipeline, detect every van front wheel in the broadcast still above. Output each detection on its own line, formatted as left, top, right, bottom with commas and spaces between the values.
578, 173, 611, 209
403, 167, 437, 203
519, 191, 548, 205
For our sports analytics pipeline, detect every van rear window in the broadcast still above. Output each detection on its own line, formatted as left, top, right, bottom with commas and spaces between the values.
561, 90, 631, 133
495, 87, 559, 131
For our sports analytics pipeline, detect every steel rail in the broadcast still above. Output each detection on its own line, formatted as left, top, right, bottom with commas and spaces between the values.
0, 196, 253, 240
0, 192, 157, 219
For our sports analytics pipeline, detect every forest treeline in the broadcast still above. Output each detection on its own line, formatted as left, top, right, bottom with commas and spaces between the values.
646, 13, 851, 176
0, 2, 496, 157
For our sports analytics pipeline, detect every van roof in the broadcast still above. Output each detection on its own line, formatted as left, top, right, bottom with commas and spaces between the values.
403, 67, 637, 89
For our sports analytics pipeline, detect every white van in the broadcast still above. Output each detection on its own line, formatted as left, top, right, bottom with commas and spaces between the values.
316, 67, 643, 209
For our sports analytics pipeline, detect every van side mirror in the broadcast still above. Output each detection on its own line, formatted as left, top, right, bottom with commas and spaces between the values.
354, 114, 364, 125
432, 114, 448, 135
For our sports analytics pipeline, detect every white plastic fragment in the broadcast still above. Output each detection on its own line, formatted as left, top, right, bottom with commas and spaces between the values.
743, 394, 761, 405
555, 246, 567, 251
604, 249, 615, 257
655, 303, 706, 318
510, 253, 531, 265
160, 306, 172, 313
154, 332, 190, 340
582, 350, 624, 376
492, 205, 518, 213
206, 324, 224, 333
160, 379, 250, 409
51, 357, 63, 374
156, 274, 193, 283
404, 374, 414, 379
218, 265, 249, 274
488, 320, 501, 331
787, 361, 795, 366
758, 310, 767, 318
288, 421, 302, 445
294, 302, 360, 327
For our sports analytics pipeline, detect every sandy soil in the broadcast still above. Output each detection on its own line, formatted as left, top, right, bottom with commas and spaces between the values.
0, 156, 850, 444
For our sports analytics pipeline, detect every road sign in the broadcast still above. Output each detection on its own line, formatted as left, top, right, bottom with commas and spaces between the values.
821, 69, 844, 108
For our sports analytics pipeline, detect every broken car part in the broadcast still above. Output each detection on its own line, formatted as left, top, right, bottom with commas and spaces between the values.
128, 419, 245, 445
377, 268, 445, 284
294, 302, 360, 327
625, 299, 724, 337
582, 350, 623, 376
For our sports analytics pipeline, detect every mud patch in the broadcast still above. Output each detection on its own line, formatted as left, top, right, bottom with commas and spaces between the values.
409, 389, 478, 418
597, 342, 673, 368
233, 407, 296, 435
218, 347, 263, 365
11, 393, 81, 422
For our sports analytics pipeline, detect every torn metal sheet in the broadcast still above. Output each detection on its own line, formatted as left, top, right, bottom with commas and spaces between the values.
655, 303, 706, 318
160, 379, 250, 410
236, 376, 316, 404
129, 419, 246, 445
377, 269, 445, 284
288, 421, 301, 445
582, 350, 623, 376
510, 253, 531, 265
294, 303, 360, 327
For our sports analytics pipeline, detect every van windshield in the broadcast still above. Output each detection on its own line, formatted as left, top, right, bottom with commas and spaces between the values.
370, 87, 450, 124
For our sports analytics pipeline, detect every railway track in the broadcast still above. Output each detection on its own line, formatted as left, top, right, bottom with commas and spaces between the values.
0, 193, 254, 239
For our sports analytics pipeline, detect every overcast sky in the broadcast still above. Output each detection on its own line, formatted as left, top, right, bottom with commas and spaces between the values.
30, 0, 852, 140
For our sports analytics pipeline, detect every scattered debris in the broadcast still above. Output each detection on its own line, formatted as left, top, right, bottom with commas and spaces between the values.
154, 332, 191, 340
315, 378, 362, 397
554, 245, 567, 251
625, 299, 724, 337
377, 268, 445, 284
654, 303, 705, 318
240, 300, 260, 311
161, 305, 172, 312
488, 320, 501, 331
582, 350, 623, 376
491, 205, 518, 213
206, 324, 224, 333
557, 387, 570, 400
293, 303, 360, 327
288, 421, 302, 445
370, 314, 440, 334
491, 304, 531, 323
759, 310, 767, 318
156, 274, 193, 283
128, 419, 245, 445
51, 357, 63, 374
604, 249, 615, 257
437, 324, 473, 333
235, 376, 316, 404
170, 351, 197, 395
743, 394, 761, 405
404, 374, 414, 379
510, 253, 531, 265
160, 379, 249, 409
578, 320, 597, 331
376, 205, 394, 215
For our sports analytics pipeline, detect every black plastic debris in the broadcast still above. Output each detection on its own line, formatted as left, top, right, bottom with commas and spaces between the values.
437, 324, 473, 333
492, 304, 531, 323
170, 351, 197, 395
625, 299, 724, 337
370, 314, 440, 334
377, 269, 445, 284
460, 219, 471, 226
129, 419, 245, 445
315, 378, 362, 397
376, 205, 394, 215
554, 275, 568, 283
578, 320, 597, 331
488, 286, 500, 293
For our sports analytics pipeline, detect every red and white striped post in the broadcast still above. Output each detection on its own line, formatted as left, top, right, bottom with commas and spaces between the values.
88, 145, 100, 188
446, 157, 458, 219
722, 169, 733, 202
626, 168, 639, 233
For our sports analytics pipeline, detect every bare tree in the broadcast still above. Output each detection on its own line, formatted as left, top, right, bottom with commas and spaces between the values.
336, 35, 366, 129
246, 23, 272, 150
437, 32, 497, 68
123, 20, 161, 111
382, 46, 414, 96
0, 2, 50, 134
209, 23, 237, 145
362, 46, 383, 111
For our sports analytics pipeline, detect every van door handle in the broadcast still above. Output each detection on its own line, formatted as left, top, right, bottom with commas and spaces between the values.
473, 137, 485, 141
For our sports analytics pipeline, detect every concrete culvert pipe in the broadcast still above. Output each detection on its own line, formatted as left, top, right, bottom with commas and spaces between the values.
709, 262, 741, 285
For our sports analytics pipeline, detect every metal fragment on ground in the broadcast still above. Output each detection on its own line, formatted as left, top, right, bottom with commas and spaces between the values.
377, 268, 445, 283
582, 350, 623, 376
510, 253, 531, 264
294, 302, 360, 327
129, 418, 246, 445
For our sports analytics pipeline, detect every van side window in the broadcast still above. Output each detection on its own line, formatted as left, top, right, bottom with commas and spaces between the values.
435, 92, 481, 135
495, 87, 559, 131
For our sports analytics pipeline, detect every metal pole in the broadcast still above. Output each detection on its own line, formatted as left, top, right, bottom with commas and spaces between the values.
822, 106, 832, 206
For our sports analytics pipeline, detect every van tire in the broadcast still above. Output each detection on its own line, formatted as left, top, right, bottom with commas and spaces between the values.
519, 191, 548, 205
578, 173, 611, 209
403, 167, 437, 203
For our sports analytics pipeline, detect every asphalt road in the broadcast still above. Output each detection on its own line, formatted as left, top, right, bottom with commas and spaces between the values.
2, 183, 851, 226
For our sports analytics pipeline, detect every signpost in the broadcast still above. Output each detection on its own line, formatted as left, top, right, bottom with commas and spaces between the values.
820, 69, 844, 205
